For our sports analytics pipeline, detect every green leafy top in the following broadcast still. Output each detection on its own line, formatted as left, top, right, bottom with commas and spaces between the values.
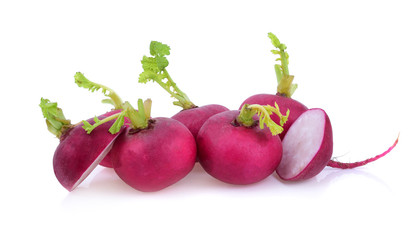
268, 32, 297, 98
39, 98, 72, 138
73, 72, 151, 134
74, 72, 124, 109
139, 41, 196, 110
81, 98, 152, 135
237, 102, 289, 136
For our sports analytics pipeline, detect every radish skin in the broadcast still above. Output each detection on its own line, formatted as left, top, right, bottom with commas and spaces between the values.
197, 106, 286, 185
172, 104, 229, 138
111, 117, 196, 192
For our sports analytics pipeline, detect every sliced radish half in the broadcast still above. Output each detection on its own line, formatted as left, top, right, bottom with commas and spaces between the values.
277, 108, 333, 181
53, 115, 122, 191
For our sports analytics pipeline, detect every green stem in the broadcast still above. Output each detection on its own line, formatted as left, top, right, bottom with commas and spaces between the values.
108, 92, 124, 110
82, 99, 150, 135
163, 70, 196, 109
268, 32, 298, 98
83, 113, 122, 134
138, 41, 197, 110
143, 99, 152, 120
74, 72, 124, 109
131, 100, 148, 129
39, 98, 72, 138
237, 104, 257, 127
237, 103, 289, 136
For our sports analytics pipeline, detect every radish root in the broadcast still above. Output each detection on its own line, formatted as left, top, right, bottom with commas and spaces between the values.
327, 134, 399, 169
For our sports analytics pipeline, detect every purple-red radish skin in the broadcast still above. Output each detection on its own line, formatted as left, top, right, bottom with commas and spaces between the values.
53, 114, 122, 191
172, 104, 229, 139
197, 110, 283, 185
277, 108, 333, 181
240, 93, 308, 139
111, 117, 196, 192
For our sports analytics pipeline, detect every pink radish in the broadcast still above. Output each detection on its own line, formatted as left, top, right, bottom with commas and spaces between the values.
85, 98, 196, 192
110, 117, 196, 192
197, 103, 289, 185
277, 108, 333, 181
138, 41, 229, 139
171, 104, 229, 138
276, 108, 399, 181
40, 98, 122, 191
240, 32, 308, 139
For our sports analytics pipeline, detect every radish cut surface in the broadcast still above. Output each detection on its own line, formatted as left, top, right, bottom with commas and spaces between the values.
277, 108, 333, 180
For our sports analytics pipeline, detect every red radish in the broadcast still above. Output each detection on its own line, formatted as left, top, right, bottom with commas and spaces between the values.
138, 41, 229, 139
74, 72, 131, 168
197, 103, 289, 185
277, 108, 333, 181
39, 98, 122, 191
86, 98, 196, 192
171, 104, 229, 138
110, 117, 196, 192
240, 33, 308, 139
276, 108, 399, 181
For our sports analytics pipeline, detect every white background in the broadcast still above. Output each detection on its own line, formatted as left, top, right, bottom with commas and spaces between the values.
1, 0, 416, 239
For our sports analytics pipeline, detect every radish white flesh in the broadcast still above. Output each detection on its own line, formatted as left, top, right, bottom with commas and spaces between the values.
277, 108, 333, 181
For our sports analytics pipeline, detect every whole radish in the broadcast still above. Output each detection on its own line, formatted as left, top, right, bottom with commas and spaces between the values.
138, 41, 229, 139
240, 33, 308, 139
276, 108, 399, 181
39, 98, 122, 191
197, 103, 289, 185
74, 72, 133, 168
85, 98, 197, 192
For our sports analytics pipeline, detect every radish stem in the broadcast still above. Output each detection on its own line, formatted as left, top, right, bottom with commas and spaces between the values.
74, 72, 124, 110
268, 32, 298, 97
237, 103, 289, 135
138, 41, 196, 110
39, 98, 72, 138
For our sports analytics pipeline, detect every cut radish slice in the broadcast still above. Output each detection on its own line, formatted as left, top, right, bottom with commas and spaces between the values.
277, 108, 333, 181
53, 115, 122, 191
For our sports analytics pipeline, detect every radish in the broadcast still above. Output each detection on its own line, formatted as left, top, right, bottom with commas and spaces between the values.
74, 72, 131, 168
277, 108, 399, 181
138, 41, 229, 139
277, 108, 333, 180
197, 103, 289, 185
84, 98, 197, 192
240, 32, 308, 139
39, 98, 122, 191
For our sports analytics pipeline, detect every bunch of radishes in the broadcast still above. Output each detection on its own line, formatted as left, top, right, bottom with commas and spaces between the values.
40, 33, 398, 192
